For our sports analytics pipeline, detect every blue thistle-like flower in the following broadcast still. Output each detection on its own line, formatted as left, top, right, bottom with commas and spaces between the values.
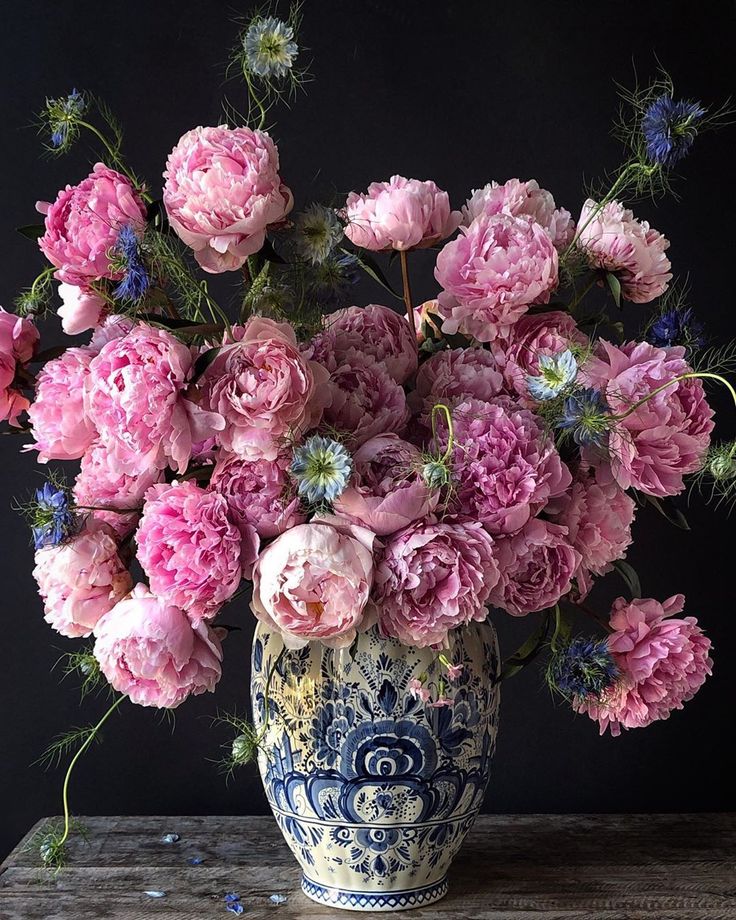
295, 204, 343, 265
243, 16, 298, 79
291, 435, 353, 504
556, 388, 611, 449
546, 636, 619, 702
527, 349, 578, 401
30, 481, 75, 549
647, 305, 705, 351
309, 253, 360, 306
46, 88, 86, 150
112, 224, 149, 302
642, 94, 706, 168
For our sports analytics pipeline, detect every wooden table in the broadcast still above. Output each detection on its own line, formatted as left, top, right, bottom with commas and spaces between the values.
1, 814, 734, 919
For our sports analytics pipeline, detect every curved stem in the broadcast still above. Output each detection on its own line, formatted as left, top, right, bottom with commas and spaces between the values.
399, 250, 416, 338
78, 122, 150, 201
431, 403, 455, 463
612, 372, 736, 422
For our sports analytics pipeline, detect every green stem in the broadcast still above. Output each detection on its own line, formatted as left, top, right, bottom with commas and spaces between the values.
567, 273, 599, 315
431, 403, 455, 463
612, 372, 736, 422
399, 249, 416, 338
78, 121, 150, 202
243, 70, 268, 130
562, 165, 637, 261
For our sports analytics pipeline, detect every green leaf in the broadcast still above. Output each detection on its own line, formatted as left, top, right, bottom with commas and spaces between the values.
612, 559, 642, 599
16, 224, 45, 241
605, 272, 622, 308
192, 346, 222, 381
642, 493, 691, 531
498, 609, 553, 682
343, 249, 402, 301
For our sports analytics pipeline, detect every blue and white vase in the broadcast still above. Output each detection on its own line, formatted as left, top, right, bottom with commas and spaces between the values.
251, 621, 500, 912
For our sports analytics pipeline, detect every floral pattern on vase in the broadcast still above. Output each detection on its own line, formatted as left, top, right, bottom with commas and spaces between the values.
251, 620, 500, 911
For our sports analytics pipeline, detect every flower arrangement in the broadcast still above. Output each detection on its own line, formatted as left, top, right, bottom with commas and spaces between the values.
3, 6, 734, 873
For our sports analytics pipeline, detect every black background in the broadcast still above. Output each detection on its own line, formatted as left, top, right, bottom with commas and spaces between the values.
1, 0, 734, 861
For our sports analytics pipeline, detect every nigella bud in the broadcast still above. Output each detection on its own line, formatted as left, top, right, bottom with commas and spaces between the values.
231, 731, 258, 766
708, 444, 736, 481
421, 459, 451, 490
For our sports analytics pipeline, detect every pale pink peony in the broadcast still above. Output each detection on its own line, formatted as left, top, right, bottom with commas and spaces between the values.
251, 521, 375, 648
333, 434, 438, 536
374, 519, 499, 648
28, 348, 96, 461
57, 283, 105, 335
33, 520, 133, 638
582, 339, 714, 497
0, 308, 39, 425
462, 178, 574, 249
85, 323, 223, 474
435, 212, 559, 342
210, 452, 305, 539
411, 347, 505, 420
448, 398, 571, 534
576, 595, 713, 736
198, 316, 329, 461
308, 304, 418, 384
93, 583, 222, 709
37, 163, 147, 286
546, 466, 635, 597
343, 175, 460, 251
163, 125, 293, 273
488, 518, 581, 616
136, 480, 254, 626
577, 199, 672, 303
323, 351, 409, 447
88, 314, 136, 351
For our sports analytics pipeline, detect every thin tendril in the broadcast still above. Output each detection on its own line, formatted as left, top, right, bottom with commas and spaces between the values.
613, 372, 736, 422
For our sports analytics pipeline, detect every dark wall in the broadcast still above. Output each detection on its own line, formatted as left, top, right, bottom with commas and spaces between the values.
1, 0, 734, 860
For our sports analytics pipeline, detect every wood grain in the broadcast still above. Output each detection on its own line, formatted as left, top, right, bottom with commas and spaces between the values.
1, 814, 734, 919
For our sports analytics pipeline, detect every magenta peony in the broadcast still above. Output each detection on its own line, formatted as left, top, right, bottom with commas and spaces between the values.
333, 434, 438, 536
93, 583, 223, 709
435, 212, 559, 341
374, 519, 499, 647
251, 521, 375, 648
449, 398, 571, 534
577, 199, 672, 303
582, 339, 714, 497
411, 346, 505, 420
308, 304, 418, 384
37, 163, 147, 286
462, 178, 574, 249
163, 125, 293, 273
577, 595, 713, 736
489, 518, 581, 616
28, 347, 96, 461
33, 520, 133, 638
210, 452, 305, 539
136, 480, 254, 626
197, 316, 329, 461
0, 308, 39, 425
57, 283, 105, 335
343, 175, 460, 251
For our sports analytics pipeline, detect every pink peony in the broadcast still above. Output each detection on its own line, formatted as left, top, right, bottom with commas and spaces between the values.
33, 521, 133, 638
210, 452, 305, 539
343, 175, 460, 251
163, 125, 293, 273
308, 304, 418, 384
323, 351, 409, 447
37, 163, 147, 286
88, 314, 135, 351
577, 199, 672, 303
0, 308, 39, 425
374, 519, 499, 648
449, 398, 571, 534
85, 323, 223, 474
488, 518, 581, 616
57, 283, 105, 335
582, 339, 714, 497
93, 583, 222, 709
28, 348, 96, 461
435, 212, 559, 342
136, 480, 254, 626
197, 316, 329, 461
463, 178, 574, 249
577, 595, 712, 736
333, 434, 438, 536
251, 521, 375, 648
411, 347, 504, 420
546, 466, 635, 597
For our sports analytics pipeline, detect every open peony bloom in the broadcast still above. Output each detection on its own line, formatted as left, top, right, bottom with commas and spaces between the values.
57, 283, 106, 335
435, 212, 559, 342
410, 346, 505, 421
343, 175, 460, 251
136, 480, 254, 626
577, 199, 672, 303
251, 521, 375, 648
0, 308, 39, 425
198, 316, 329, 461
37, 163, 147, 286
28, 347, 96, 461
33, 520, 133, 638
576, 595, 713, 735
374, 519, 499, 647
582, 339, 714, 497
163, 125, 293, 273
93, 584, 223, 709
307, 304, 418, 384
333, 434, 438, 536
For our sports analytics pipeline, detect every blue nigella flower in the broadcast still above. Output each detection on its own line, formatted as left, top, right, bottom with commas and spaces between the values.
527, 349, 578, 400
556, 388, 611, 448
31, 481, 74, 549
291, 435, 353, 505
224, 892, 244, 915
642, 94, 706, 168
48, 88, 86, 149
243, 16, 299, 79
113, 224, 149, 302
547, 636, 619, 702
647, 306, 705, 351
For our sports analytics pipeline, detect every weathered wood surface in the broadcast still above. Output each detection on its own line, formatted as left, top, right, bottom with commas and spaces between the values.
1, 814, 734, 919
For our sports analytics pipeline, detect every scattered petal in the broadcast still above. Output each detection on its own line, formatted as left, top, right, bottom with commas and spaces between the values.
188, 855, 204, 865
225, 893, 245, 914
160, 833, 180, 844
144, 890, 167, 898
270, 893, 288, 904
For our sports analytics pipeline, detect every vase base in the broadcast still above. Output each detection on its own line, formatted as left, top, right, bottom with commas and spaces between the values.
301, 875, 448, 912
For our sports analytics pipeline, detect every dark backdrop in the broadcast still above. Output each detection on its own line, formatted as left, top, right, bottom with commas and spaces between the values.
1, 0, 734, 861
